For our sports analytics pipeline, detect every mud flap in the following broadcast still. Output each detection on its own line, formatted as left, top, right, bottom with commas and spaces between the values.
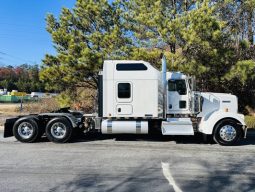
3, 118, 19, 138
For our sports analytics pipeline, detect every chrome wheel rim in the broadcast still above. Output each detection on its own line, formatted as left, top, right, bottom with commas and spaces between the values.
18, 122, 34, 139
50, 122, 67, 139
219, 125, 236, 142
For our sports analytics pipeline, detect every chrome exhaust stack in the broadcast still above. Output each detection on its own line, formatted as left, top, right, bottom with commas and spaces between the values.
161, 55, 167, 118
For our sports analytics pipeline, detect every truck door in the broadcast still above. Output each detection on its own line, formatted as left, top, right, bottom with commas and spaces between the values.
167, 79, 190, 114
116, 82, 133, 115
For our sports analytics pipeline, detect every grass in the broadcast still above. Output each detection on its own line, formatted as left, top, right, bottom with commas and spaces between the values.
0, 103, 21, 115
0, 99, 59, 126
245, 116, 255, 129
0, 103, 24, 126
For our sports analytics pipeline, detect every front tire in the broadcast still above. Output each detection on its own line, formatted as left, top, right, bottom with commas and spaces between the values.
213, 119, 242, 146
45, 117, 73, 143
13, 118, 40, 143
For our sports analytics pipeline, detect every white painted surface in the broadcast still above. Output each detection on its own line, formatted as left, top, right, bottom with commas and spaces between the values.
116, 104, 133, 115
103, 60, 163, 118
198, 92, 238, 118
167, 90, 191, 114
161, 162, 183, 192
197, 92, 245, 134
166, 72, 192, 115
198, 111, 246, 134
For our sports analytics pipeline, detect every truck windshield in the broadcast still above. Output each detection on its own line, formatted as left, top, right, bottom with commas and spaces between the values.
168, 79, 187, 95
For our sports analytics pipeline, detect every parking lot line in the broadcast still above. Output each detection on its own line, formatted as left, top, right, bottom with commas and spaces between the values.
162, 162, 183, 192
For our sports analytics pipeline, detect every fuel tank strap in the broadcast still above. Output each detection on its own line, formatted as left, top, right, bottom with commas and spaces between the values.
107, 120, 112, 133
136, 121, 141, 134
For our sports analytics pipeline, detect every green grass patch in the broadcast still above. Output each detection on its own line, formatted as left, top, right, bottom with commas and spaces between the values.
245, 116, 255, 128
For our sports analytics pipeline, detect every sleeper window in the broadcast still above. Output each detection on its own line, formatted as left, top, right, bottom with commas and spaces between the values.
118, 83, 131, 98
116, 64, 147, 71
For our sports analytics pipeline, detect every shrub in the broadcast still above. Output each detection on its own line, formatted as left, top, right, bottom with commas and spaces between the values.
55, 91, 73, 108
55, 88, 97, 113
245, 116, 255, 128
21, 98, 59, 113
71, 88, 96, 113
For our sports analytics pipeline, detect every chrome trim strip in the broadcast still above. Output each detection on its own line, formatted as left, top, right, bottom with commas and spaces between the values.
107, 120, 112, 133
136, 121, 141, 134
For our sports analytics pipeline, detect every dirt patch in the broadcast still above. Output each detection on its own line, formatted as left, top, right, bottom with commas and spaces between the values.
0, 115, 15, 126
0, 100, 58, 126
0, 103, 20, 115
0, 103, 26, 126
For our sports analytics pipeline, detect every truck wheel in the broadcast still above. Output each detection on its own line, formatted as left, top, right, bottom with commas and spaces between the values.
213, 119, 242, 146
13, 118, 40, 143
45, 117, 73, 143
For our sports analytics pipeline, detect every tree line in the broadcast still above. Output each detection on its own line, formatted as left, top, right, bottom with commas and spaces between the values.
39, 0, 255, 113
0, 64, 45, 93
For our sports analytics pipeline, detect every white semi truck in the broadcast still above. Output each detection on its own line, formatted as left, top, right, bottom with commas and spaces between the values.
4, 57, 247, 145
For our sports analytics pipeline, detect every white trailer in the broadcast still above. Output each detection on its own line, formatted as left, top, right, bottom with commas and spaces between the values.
4, 57, 247, 145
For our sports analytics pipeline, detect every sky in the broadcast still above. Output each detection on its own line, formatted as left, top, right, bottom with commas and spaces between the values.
0, 1, 254, 68
0, 0, 76, 67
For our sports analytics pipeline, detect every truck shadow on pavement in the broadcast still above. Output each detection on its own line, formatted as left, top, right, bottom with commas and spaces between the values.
49, 164, 172, 192
174, 157, 255, 192
48, 156, 255, 192
71, 130, 255, 146
38, 130, 255, 146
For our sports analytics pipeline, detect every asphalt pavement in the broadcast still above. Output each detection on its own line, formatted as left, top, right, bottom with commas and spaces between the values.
0, 131, 255, 192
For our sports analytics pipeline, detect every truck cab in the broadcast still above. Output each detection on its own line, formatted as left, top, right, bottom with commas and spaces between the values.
167, 72, 192, 115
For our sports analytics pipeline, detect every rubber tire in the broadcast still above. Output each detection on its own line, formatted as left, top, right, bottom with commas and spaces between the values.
213, 119, 242, 146
13, 118, 40, 143
45, 117, 73, 143
202, 134, 212, 144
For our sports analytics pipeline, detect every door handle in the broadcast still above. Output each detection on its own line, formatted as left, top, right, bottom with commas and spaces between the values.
118, 108, 121, 112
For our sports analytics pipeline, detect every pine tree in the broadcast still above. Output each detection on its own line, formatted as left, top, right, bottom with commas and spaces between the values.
40, 0, 130, 94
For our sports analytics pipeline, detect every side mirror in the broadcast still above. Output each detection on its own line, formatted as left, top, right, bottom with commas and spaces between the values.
188, 77, 196, 91
191, 76, 196, 91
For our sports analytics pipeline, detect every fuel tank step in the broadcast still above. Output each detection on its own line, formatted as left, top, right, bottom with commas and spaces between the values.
161, 118, 194, 135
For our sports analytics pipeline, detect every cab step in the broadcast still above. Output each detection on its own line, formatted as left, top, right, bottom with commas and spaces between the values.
161, 118, 194, 135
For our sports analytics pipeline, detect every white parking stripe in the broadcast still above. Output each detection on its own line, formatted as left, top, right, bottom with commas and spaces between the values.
161, 162, 183, 192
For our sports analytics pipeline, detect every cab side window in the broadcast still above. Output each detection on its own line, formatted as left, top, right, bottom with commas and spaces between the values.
168, 80, 187, 95
118, 83, 131, 98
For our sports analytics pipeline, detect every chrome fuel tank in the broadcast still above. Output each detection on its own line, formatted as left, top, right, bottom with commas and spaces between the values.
101, 120, 148, 134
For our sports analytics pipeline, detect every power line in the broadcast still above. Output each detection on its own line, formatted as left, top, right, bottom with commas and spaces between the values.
0, 51, 36, 64
0, 36, 49, 41
0, 22, 44, 27
0, 33, 48, 37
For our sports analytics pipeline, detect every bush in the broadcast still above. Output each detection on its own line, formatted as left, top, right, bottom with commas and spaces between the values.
71, 88, 96, 113
55, 91, 73, 108
55, 88, 97, 113
21, 98, 59, 113
245, 116, 255, 128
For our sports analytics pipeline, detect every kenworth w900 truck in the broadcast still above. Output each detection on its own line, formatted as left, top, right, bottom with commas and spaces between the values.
4, 57, 247, 145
